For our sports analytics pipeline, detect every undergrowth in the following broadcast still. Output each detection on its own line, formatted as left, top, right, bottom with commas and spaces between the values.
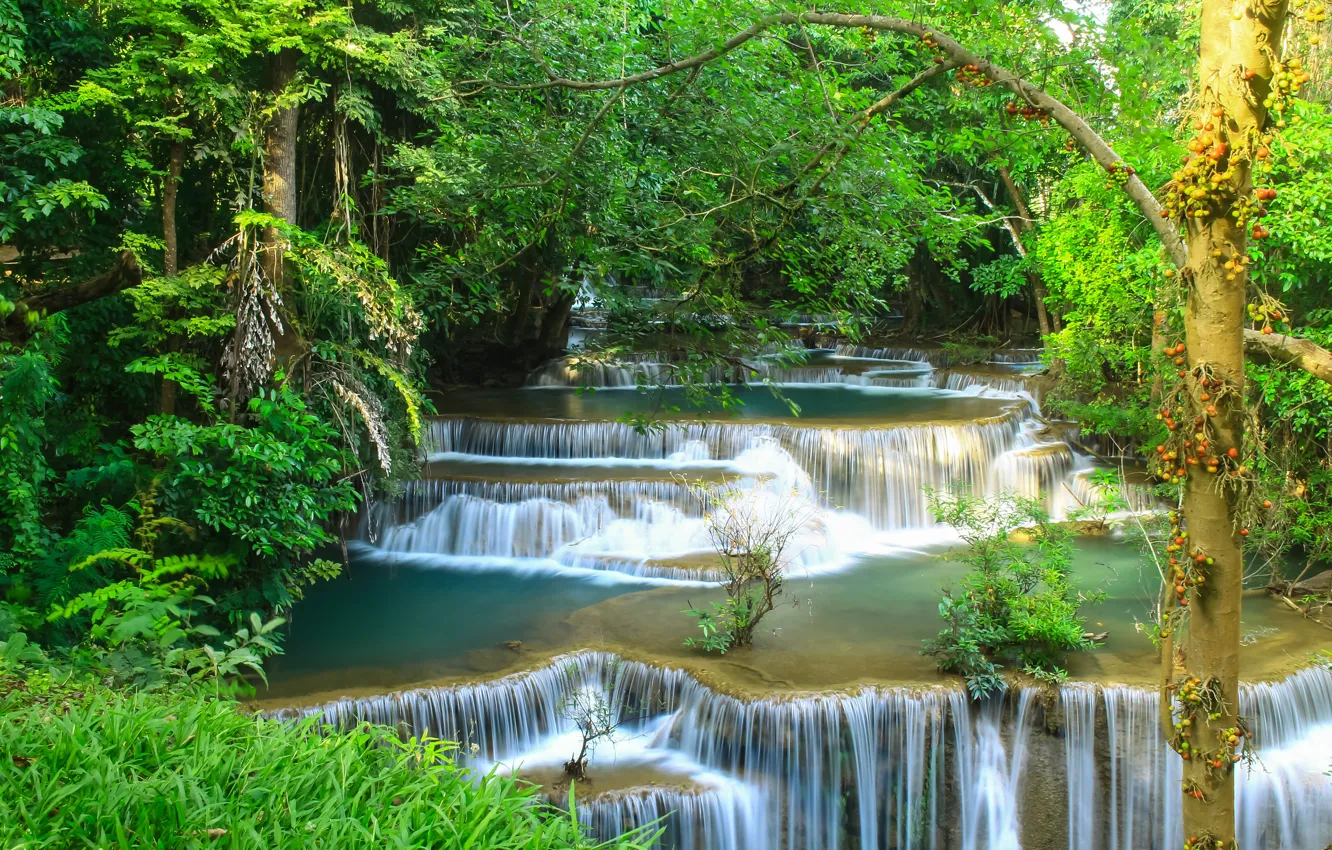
1, 671, 653, 850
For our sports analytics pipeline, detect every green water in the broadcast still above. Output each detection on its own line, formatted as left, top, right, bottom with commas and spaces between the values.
263, 535, 1321, 699
262, 556, 633, 698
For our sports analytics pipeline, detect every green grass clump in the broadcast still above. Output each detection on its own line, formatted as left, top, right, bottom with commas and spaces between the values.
1, 674, 651, 849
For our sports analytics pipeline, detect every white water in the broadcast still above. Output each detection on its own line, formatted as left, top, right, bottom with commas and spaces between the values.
276, 654, 1332, 849
313, 352, 1331, 848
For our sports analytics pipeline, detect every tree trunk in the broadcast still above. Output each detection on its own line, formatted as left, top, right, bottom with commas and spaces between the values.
261, 49, 303, 365
1178, 0, 1287, 843
538, 291, 577, 351
163, 141, 184, 277
507, 262, 543, 346
995, 165, 1059, 337
160, 140, 185, 415
902, 270, 923, 337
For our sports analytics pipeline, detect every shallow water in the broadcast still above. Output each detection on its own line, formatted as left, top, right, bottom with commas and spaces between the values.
264, 535, 1323, 701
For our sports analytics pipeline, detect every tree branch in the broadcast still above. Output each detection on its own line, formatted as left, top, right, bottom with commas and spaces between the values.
460, 18, 778, 92
4, 252, 143, 339
1243, 328, 1332, 385
476, 11, 1189, 267
778, 61, 956, 197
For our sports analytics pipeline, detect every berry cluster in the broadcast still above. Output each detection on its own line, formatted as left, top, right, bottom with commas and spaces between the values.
1004, 100, 1051, 122
1164, 510, 1208, 609
1263, 57, 1310, 116
1163, 108, 1240, 222
1184, 832, 1235, 850
1247, 295, 1287, 334
1102, 160, 1135, 190
954, 64, 993, 87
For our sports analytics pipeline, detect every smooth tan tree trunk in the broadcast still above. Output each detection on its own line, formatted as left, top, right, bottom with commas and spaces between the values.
163, 142, 184, 277
1179, 0, 1287, 843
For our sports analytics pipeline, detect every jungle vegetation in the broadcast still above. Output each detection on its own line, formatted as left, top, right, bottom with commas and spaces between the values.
3, 0, 1332, 845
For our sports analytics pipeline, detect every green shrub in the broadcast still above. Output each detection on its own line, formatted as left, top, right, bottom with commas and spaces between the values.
1, 674, 653, 849
923, 491, 1104, 698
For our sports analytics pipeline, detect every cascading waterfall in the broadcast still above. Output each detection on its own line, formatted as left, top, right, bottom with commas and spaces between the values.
938, 370, 1043, 401
1092, 668, 1332, 850
272, 654, 1332, 850
1062, 685, 1098, 850
986, 350, 1044, 364
362, 346, 1146, 585
578, 786, 770, 850
834, 344, 946, 366
413, 412, 1077, 534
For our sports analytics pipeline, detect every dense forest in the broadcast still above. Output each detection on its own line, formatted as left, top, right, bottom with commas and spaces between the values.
3, 0, 1331, 847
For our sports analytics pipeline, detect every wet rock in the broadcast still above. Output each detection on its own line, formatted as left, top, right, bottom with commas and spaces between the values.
503, 640, 523, 652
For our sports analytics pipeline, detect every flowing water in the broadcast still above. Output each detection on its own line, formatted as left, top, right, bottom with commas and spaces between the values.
264, 346, 1332, 849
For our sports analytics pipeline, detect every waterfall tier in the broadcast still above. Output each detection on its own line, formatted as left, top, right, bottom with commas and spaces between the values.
270, 654, 1332, 850
411, 412, 1071, 535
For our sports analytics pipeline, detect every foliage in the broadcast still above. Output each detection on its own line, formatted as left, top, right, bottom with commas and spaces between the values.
924, 491, 1103, 698
0, 669, 654, 850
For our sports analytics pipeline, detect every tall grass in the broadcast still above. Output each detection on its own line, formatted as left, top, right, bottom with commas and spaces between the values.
2, 681, 654, 849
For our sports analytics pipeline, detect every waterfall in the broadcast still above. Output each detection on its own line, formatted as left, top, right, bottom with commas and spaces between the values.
1102, 685, 1181, 850
1062, 685, 1098, 850
834, 344, 945, 366
377, 494, 617, 559
270, 654, 1332, 850
578, 785, 770, 850
371, 353, 1148, 581
416, 412, 1052, 533
937, 370, 1042, 401
1241, 664, 1332, 747
1091, 668, 1332, 850
950, 690, 1033, 850
987, 350, 1044, 365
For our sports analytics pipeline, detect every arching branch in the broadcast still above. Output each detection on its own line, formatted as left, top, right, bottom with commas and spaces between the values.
472, 11, 1189, 268
777, 60, 957, 197
458, 18, 777, 92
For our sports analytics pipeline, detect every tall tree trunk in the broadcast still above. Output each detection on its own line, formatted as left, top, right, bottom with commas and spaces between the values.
1151, 293, 1169, 401
507, 262, 543, 346
1178, 0, 1287, 843
160, 140, 185, 415
163, 142, 184, 277
262, 49, 302, 363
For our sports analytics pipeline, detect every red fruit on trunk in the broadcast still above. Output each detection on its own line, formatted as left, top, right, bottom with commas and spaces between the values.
1227, 447, 1239, 459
